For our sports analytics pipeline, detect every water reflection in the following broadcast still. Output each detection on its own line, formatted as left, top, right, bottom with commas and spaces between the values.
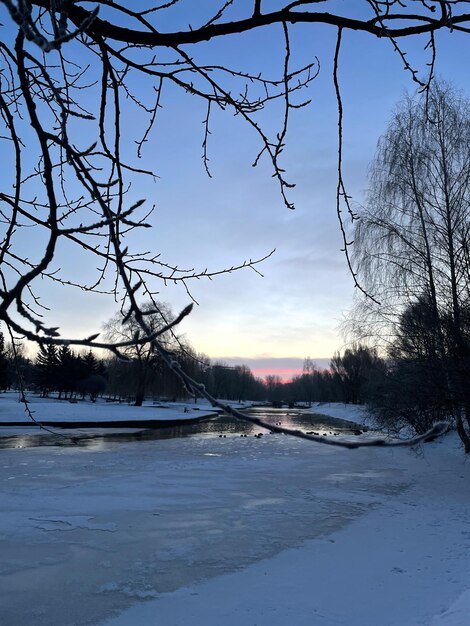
0, 408, 365, 449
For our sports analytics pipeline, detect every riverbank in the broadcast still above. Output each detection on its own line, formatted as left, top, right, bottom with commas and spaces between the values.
0, 391, 225, 428
0, 393, 369, 445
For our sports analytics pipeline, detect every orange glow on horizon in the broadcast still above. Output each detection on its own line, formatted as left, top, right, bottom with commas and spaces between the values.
252, 367, 303, 383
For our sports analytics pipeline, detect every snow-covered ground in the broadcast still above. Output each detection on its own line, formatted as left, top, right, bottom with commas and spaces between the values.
0, 402, 469, 626
0, 392, 222, 425
309, 401, 377, 428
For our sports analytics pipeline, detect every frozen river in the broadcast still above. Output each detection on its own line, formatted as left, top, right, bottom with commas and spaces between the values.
0, 422, 412, 626
0, 407, 368, 449
0, 406, 365, 449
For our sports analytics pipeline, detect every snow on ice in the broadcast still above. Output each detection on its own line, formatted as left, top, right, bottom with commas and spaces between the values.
0, 396, 469, 625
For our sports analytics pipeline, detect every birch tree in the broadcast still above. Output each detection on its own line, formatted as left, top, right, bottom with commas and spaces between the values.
352, 83, 470, 449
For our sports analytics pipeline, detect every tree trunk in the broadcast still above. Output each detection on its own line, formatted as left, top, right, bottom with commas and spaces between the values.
455, 410, 470, 453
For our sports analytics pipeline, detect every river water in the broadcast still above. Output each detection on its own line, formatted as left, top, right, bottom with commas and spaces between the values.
0, 407, 365, 449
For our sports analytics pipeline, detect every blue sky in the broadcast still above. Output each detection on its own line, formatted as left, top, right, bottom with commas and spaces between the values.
125, 6, 470, 372
3, 2, 470, 377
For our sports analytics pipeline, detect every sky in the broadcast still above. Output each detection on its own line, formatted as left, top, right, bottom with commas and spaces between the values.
3, 1, 470, 381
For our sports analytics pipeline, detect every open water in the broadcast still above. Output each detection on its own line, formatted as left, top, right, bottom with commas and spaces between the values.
0, 406, 365, 449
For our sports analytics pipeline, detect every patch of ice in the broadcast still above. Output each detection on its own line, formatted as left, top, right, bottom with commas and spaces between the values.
430, 588, 470, 625
29, 515, 117, 532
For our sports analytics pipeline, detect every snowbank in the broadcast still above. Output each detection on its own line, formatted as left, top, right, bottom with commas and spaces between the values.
309, 401, 377, 427
0, 391, 219, 425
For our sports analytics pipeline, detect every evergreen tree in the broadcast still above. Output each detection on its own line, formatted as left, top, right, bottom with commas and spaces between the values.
83, 350, 98, 376
78, 350, 107, 401
35, 343, 59, 397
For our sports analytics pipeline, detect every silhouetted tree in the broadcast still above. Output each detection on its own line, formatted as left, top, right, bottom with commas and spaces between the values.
352, 83, 470, 448
330, 345, 384, 405
76, 350, 107, 401
265, 375, 284, 405
34, 343, 60, 397
104, 302, 182, 406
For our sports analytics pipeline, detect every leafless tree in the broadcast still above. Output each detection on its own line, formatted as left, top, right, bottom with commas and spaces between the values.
104, 302, 181, 406
0, 1, 462, 447
351, 82, 470, 449
330, 344, 384, 405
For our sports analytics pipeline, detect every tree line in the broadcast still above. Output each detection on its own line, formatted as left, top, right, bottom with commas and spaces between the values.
0, 324, 385, 407
3, 315, 465, 441
0, 334, 267, 404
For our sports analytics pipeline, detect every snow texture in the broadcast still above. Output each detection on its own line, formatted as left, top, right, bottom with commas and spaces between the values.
0, 399, 469, 626
0, 392, 222, 424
